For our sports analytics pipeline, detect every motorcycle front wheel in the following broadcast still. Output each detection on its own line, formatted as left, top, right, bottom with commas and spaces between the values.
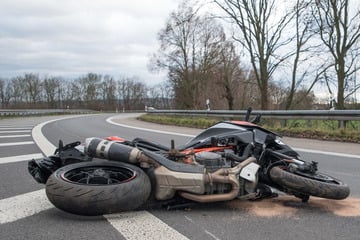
46, 161, 151, 215
269, 166, 350, 200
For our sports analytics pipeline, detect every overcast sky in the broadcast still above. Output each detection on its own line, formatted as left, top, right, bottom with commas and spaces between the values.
0, 0, 180, 84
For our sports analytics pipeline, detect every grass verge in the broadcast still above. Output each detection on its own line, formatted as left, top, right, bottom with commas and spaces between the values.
138, 114, 360, 143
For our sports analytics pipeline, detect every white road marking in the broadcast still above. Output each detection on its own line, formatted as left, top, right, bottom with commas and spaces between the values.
204, 230, 222, 240
0, 116, 82, 225
0, 130, 31, 133
0, 134, 31, 138
0, 127, 32, 130
293, 148, 360, 159
106, 116, 195, 138
184, 216, 221, 240
0, 141, 34, 147
0, 189, 53, 224
0, 153, 44, 164
105, 211, 189, 240
106, 117, 360, 159
0, 125, 33, 128
32, 117, 68, 156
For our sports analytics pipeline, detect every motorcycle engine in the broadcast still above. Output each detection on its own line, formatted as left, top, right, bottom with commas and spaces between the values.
194, 151, 257, 196
194, 151, 230, 172
194, 151, 233, 195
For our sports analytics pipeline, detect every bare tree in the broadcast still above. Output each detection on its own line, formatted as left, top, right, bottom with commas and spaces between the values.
215, 40, 243, 110
58, 81, 76, 109
0, 79, 4, 108
43, 77, 60, 108
77, 73, 102, 109
148, 82, 174, 109
284, 0, 315, 109
214, 0, 295, 109
0, 79, 12, 108
100, 75, 117, 110
23, 73, 42, 106
313, 0, 360, 109
150, 2, 197, 108
117, 77, 147, 110
151, 1, 230, 109
70, 79, 85, 108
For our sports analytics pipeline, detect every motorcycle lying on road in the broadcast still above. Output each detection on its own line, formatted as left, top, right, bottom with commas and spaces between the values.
28, 110, 350, 216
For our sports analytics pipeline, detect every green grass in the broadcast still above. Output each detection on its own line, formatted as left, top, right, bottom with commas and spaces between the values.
138, 114, 360, 143
138, 114, 219, 129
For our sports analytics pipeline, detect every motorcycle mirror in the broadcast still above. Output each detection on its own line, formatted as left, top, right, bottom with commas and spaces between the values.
54, 140, 64, 154
251, 114, 261, 124
171, 139, 175, 150
59, 140, 63, 150
245, 107, 252, 122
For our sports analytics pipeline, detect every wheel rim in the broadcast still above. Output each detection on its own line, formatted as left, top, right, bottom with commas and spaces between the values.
61, 166, 136, 185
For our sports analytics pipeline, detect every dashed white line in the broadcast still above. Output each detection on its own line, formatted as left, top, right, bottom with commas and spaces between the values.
0, 128, 32, 130
106, 211, 189, 240
0, 141, 34, 147
0, 153, 44, 164
204, 230, 222, 240
184, 216, 221, 240
0, 126, 33, 128
0, 135, 31, 138
0, 130, 31, 133
0, 116, 83, 226
0, 189, 53, 224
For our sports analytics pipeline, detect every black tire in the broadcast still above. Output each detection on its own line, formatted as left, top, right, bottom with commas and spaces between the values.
269, 167, 350, 200
46, 161, 151, 215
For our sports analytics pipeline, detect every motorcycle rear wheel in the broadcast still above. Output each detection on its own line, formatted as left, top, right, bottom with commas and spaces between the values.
269, 166, 350, 200
46, 161, 151, 215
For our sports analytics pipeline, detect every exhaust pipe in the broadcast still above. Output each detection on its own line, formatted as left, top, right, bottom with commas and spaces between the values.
179, 169, 239, 202
179, 157, 256, 203
85, 137, 142, 164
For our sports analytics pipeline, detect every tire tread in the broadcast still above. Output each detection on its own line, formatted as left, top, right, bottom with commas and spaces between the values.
269, 167, 350, 200
46, 161, 151, 215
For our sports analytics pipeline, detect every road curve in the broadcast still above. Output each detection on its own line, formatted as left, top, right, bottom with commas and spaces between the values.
108, 114, 360, 157
1, 113, 359, 240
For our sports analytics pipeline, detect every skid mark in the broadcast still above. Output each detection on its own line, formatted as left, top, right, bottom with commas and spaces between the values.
307, 197, 360, 217
226, 196, 360, 217
227, 196, 297, 217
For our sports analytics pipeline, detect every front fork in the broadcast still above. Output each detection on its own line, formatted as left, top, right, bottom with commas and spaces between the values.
261, 149, 318, 174
261, 149, 315, 202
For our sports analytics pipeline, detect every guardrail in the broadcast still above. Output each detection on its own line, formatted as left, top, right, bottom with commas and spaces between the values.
0, 109, 95, 117
147, 109, 360, 128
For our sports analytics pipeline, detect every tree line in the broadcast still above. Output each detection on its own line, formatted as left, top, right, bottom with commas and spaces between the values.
0, 72, 317, 111
0, 73, 173, 111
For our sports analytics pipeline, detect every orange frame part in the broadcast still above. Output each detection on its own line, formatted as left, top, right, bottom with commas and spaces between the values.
181, 146, 233, 155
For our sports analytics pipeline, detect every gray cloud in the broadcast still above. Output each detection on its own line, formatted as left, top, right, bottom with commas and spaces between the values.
0, 0, 178, 84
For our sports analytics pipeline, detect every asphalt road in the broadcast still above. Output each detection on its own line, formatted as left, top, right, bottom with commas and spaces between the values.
0, 113, 359, 240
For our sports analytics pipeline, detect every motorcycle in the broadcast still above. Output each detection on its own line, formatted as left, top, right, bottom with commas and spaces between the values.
28, 109, 350, 216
